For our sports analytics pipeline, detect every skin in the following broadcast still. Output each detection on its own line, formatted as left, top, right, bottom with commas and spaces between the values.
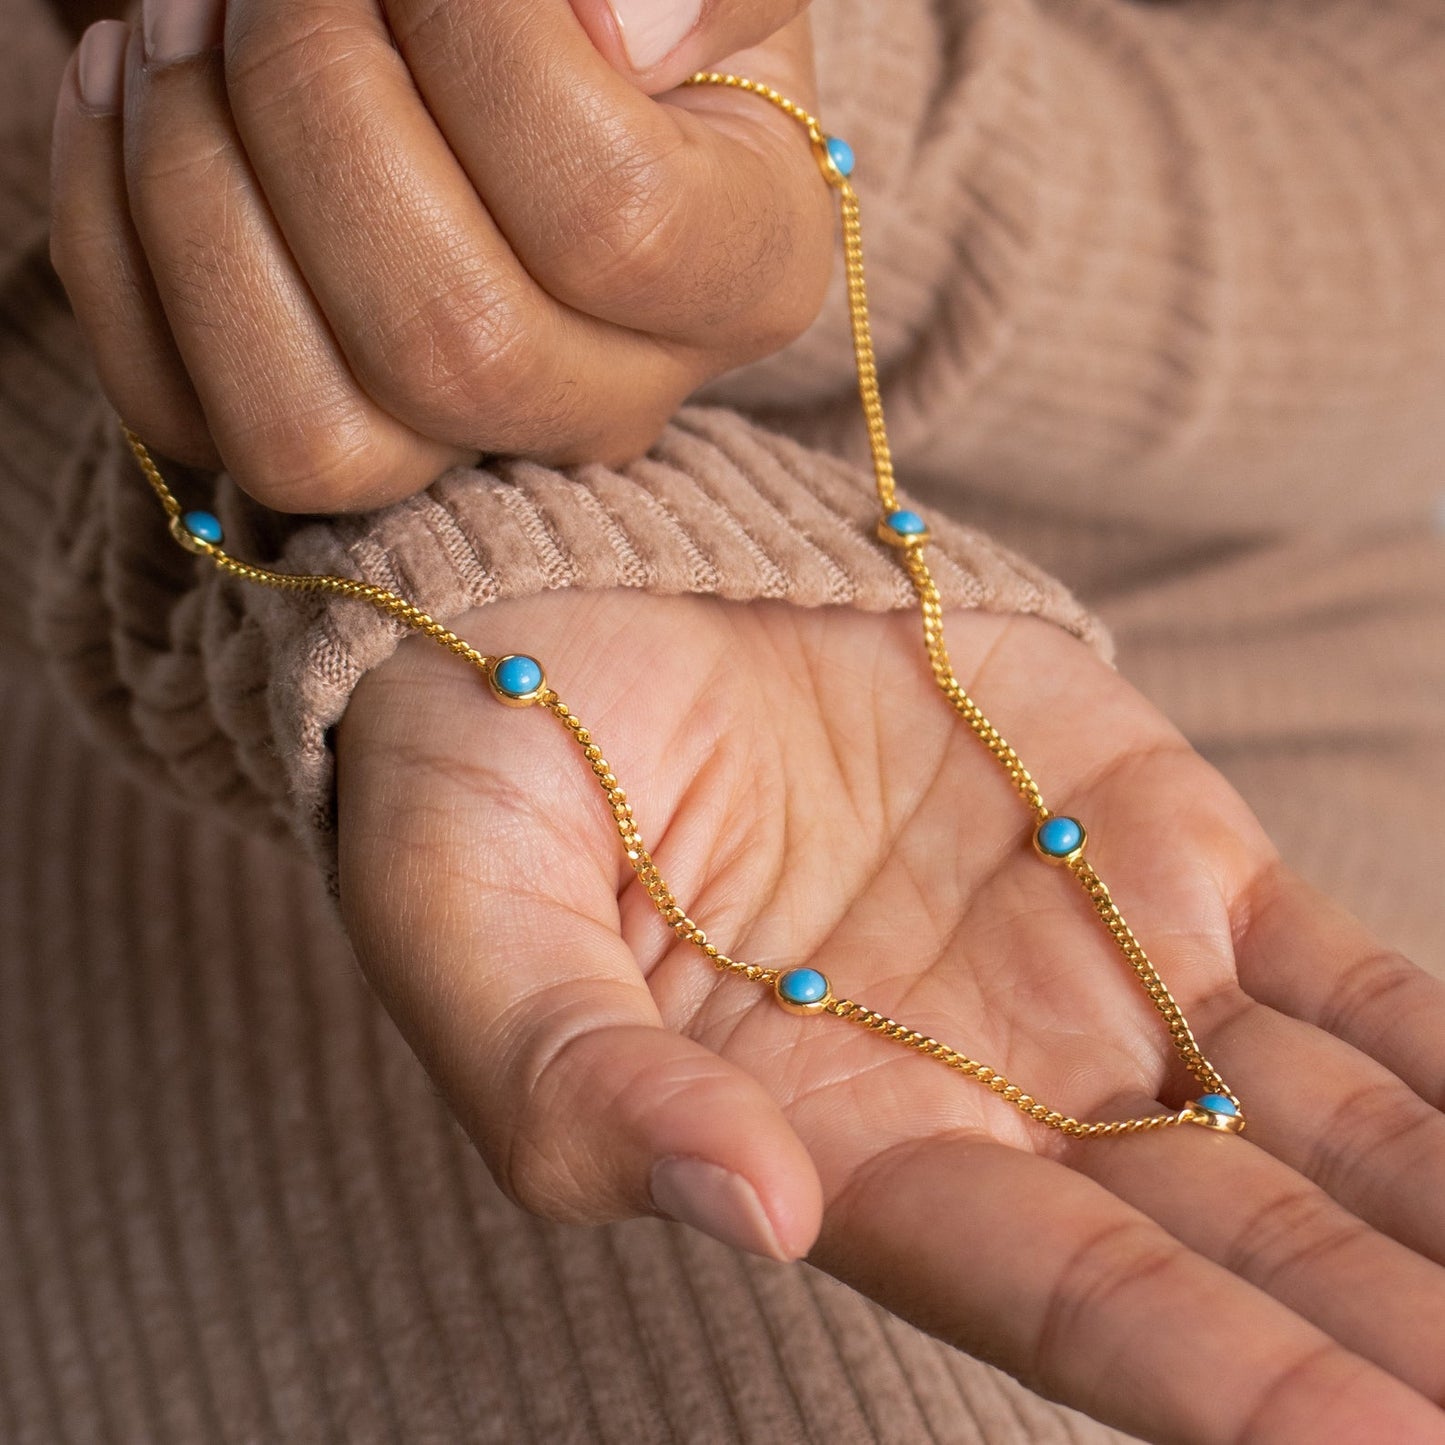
338, 591, 1445, 1444
50, 1, 827, 507
49, 2, 1445, 1440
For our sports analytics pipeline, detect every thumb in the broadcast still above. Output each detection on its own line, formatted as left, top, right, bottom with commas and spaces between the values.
336, 640, 825, 1262
570, 0, 814, 94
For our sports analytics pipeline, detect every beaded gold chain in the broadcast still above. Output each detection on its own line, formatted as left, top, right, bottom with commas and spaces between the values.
123, 74, 1244, 1140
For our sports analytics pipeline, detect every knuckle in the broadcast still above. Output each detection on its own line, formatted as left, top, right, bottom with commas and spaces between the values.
1233, 1342, 1352, 1445
1303, 1078, 1438, 1202
1032, 1218, 1183, 1390
365, 279, 567, 447
1225, 1187, 1365, 1294
585, 174, 692, 305
224, 6, 363, 120
548, 135, 826, 357
377, 0, 450, 53
128, 127, 234, 202
495, 1010, 687, 1225
364, 271, 589, 450
501, 1133, 589, 1222
541, 140, 695, 310
223, 403, 386, 512
1318, 945, 1419, 1038
496, 1005, 609, 1221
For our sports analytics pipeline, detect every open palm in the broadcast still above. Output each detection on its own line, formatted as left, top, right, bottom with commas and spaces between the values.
337, 588, 1445, 1443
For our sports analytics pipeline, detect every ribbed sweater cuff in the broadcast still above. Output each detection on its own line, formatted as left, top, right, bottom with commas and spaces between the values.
38, 405, 1111, 871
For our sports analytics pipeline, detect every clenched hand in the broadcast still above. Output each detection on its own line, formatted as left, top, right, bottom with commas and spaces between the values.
51, 0, 829, 509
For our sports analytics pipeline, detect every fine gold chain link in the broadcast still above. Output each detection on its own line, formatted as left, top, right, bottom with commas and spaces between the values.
120, 74, 1243, 1140
124, 429, 495, 672
685, 72, 898, 510
542, 694, 782, 990
901, 547, 1045, 815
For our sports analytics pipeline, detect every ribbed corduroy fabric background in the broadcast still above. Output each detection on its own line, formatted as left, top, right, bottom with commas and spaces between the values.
2, 0, 1443, 1440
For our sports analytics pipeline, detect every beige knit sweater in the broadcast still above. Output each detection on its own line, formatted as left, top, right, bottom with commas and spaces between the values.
3, 1, 1444, 1440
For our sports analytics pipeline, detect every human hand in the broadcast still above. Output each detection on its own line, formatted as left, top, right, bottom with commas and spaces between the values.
49, 0, 829, 510
336, 588, 1445, 1443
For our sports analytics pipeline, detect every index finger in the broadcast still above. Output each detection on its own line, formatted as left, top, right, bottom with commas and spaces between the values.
820, 1137, 1445, 1444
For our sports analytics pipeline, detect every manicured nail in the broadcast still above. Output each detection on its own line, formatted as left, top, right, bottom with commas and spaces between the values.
77, 20, 129, 114
607, 0, 703, 72
650, 1157, 792, 1261
142, 0, 225, 66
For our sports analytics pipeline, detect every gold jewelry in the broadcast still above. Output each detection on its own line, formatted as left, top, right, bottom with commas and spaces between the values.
122, 75, 1244, 1141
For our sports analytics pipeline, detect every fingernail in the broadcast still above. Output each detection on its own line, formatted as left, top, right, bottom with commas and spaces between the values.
650, 1158, 792, 1262
607, 0, 703, 72
77, 20, 130, 114
142, 0, 225, 66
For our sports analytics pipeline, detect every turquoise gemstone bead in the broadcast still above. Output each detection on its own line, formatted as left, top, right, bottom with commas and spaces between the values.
825, 136, 855, 178
1036, 816, 1084, 857
778, 968, 829, 1006
1197, 1094, 1239, 1117
494, 655, 543, 699
885, 509, 927, 537
182, 510, 223, 545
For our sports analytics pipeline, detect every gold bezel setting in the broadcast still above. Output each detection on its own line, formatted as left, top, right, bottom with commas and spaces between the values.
170, 514, 219, 557
1032, 815, 1087, 866
489, 654, 548, 709
1182, 1099, 1247, 1134
877, 514, 932, 549
774, 968, 834, 1016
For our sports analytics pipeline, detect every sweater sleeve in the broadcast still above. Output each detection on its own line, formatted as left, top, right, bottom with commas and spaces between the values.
34, 406, 1109, 865
714, 0, 1445, 537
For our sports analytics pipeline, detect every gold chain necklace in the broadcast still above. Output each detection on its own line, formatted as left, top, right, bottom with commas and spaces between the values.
122, 73, 1244, 1141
